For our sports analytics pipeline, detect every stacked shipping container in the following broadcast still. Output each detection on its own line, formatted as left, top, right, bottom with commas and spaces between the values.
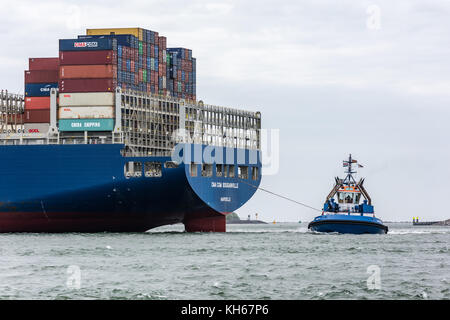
24, 58, 59, 133
166, 48, 196, 100
82, 28, 195, 99
58, 39, 117, 131
23, 27, 197, 133
80, 28, 168, 96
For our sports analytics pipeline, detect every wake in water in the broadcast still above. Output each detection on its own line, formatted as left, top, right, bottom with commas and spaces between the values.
148, 223, 450, 235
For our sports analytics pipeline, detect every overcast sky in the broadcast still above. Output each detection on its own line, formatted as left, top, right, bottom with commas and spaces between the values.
1, 0, 449, 222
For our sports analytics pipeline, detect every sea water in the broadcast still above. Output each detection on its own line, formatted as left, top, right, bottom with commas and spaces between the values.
0, 223, 448, 299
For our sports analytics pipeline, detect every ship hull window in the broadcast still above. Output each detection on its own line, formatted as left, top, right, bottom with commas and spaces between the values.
201, 164, 213, 177
124, 161, 142, 178
229, 165, 235, 178
190, 163, 198, 177
238, 166, 249, 179
252, 167, 259, 180
145, 162, 162, 178
164, 161, 179, 169
216, 164, 223, 177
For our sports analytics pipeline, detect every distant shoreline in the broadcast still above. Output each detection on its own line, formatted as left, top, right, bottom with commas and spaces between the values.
226, 220, 268, 224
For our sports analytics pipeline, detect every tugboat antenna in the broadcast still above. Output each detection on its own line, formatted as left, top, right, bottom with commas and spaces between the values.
343, 154, 357, 185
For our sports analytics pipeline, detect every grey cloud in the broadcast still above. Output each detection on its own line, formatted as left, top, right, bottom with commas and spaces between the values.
0, 0, 449, 221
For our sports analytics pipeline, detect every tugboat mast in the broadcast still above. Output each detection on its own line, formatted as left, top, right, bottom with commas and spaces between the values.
343, 154, 357, 185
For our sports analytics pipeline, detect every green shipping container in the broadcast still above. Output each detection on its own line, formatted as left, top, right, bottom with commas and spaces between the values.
143, 70, 147, 83
59, 119, 115, 132
139, 41, 143, 55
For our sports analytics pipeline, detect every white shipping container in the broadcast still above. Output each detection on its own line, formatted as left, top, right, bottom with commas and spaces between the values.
24, 123, 50, 134
58, 106, 114, 119
162, 76, 166, 89
59, 92, 114, 107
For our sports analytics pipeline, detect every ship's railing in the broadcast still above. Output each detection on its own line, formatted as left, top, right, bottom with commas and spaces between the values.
0, 131, 124, 146
119, 89, 261, 157
0, 88, 261, 154
0, 90, 24, 135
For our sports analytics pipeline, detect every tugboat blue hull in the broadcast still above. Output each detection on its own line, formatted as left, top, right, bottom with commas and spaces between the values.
308, 215, 388, 234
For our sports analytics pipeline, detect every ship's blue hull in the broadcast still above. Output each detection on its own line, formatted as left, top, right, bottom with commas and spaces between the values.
308, 214, 388, 234
0, 143, 261, 232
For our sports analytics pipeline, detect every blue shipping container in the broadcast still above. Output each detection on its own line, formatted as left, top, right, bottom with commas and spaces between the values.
25, 83, 58, 97
77, 34, 133, 47
59, 38, 116, 51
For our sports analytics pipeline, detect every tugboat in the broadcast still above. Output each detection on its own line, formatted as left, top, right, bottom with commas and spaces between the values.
308, 154, 388, 234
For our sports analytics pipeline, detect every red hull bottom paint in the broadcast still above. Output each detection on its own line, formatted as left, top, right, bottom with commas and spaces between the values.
0, 212, 178, 233
183, 210, 227, 232
0, 211, 227, 233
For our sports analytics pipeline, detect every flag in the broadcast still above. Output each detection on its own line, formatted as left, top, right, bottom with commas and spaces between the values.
343, 162, 349, 167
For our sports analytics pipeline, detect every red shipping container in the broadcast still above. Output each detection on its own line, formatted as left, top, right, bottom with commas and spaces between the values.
130, 60, 135, 71
158, 37, 166, 50
25, 70, 58, 84
25, 97, 50, 110
59, 65, 117, 79
59, 78, 117, 93
24, 108, 50, 123
29, 58, 59, 71
59, 50, 116, 65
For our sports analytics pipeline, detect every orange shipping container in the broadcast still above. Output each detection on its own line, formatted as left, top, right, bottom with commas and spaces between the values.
25, 97, 50, 110
59, 65, 117, 79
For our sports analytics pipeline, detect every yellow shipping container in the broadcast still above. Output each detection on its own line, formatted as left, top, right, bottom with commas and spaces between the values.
86, 28, 143, 41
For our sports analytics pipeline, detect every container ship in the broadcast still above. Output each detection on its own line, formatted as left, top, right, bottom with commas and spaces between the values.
0, 27, 261, 233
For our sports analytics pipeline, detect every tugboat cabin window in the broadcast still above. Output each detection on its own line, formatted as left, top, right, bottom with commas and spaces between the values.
339, 192, 357, 204
145, 162, 162, 177
124, 161, 142, 178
